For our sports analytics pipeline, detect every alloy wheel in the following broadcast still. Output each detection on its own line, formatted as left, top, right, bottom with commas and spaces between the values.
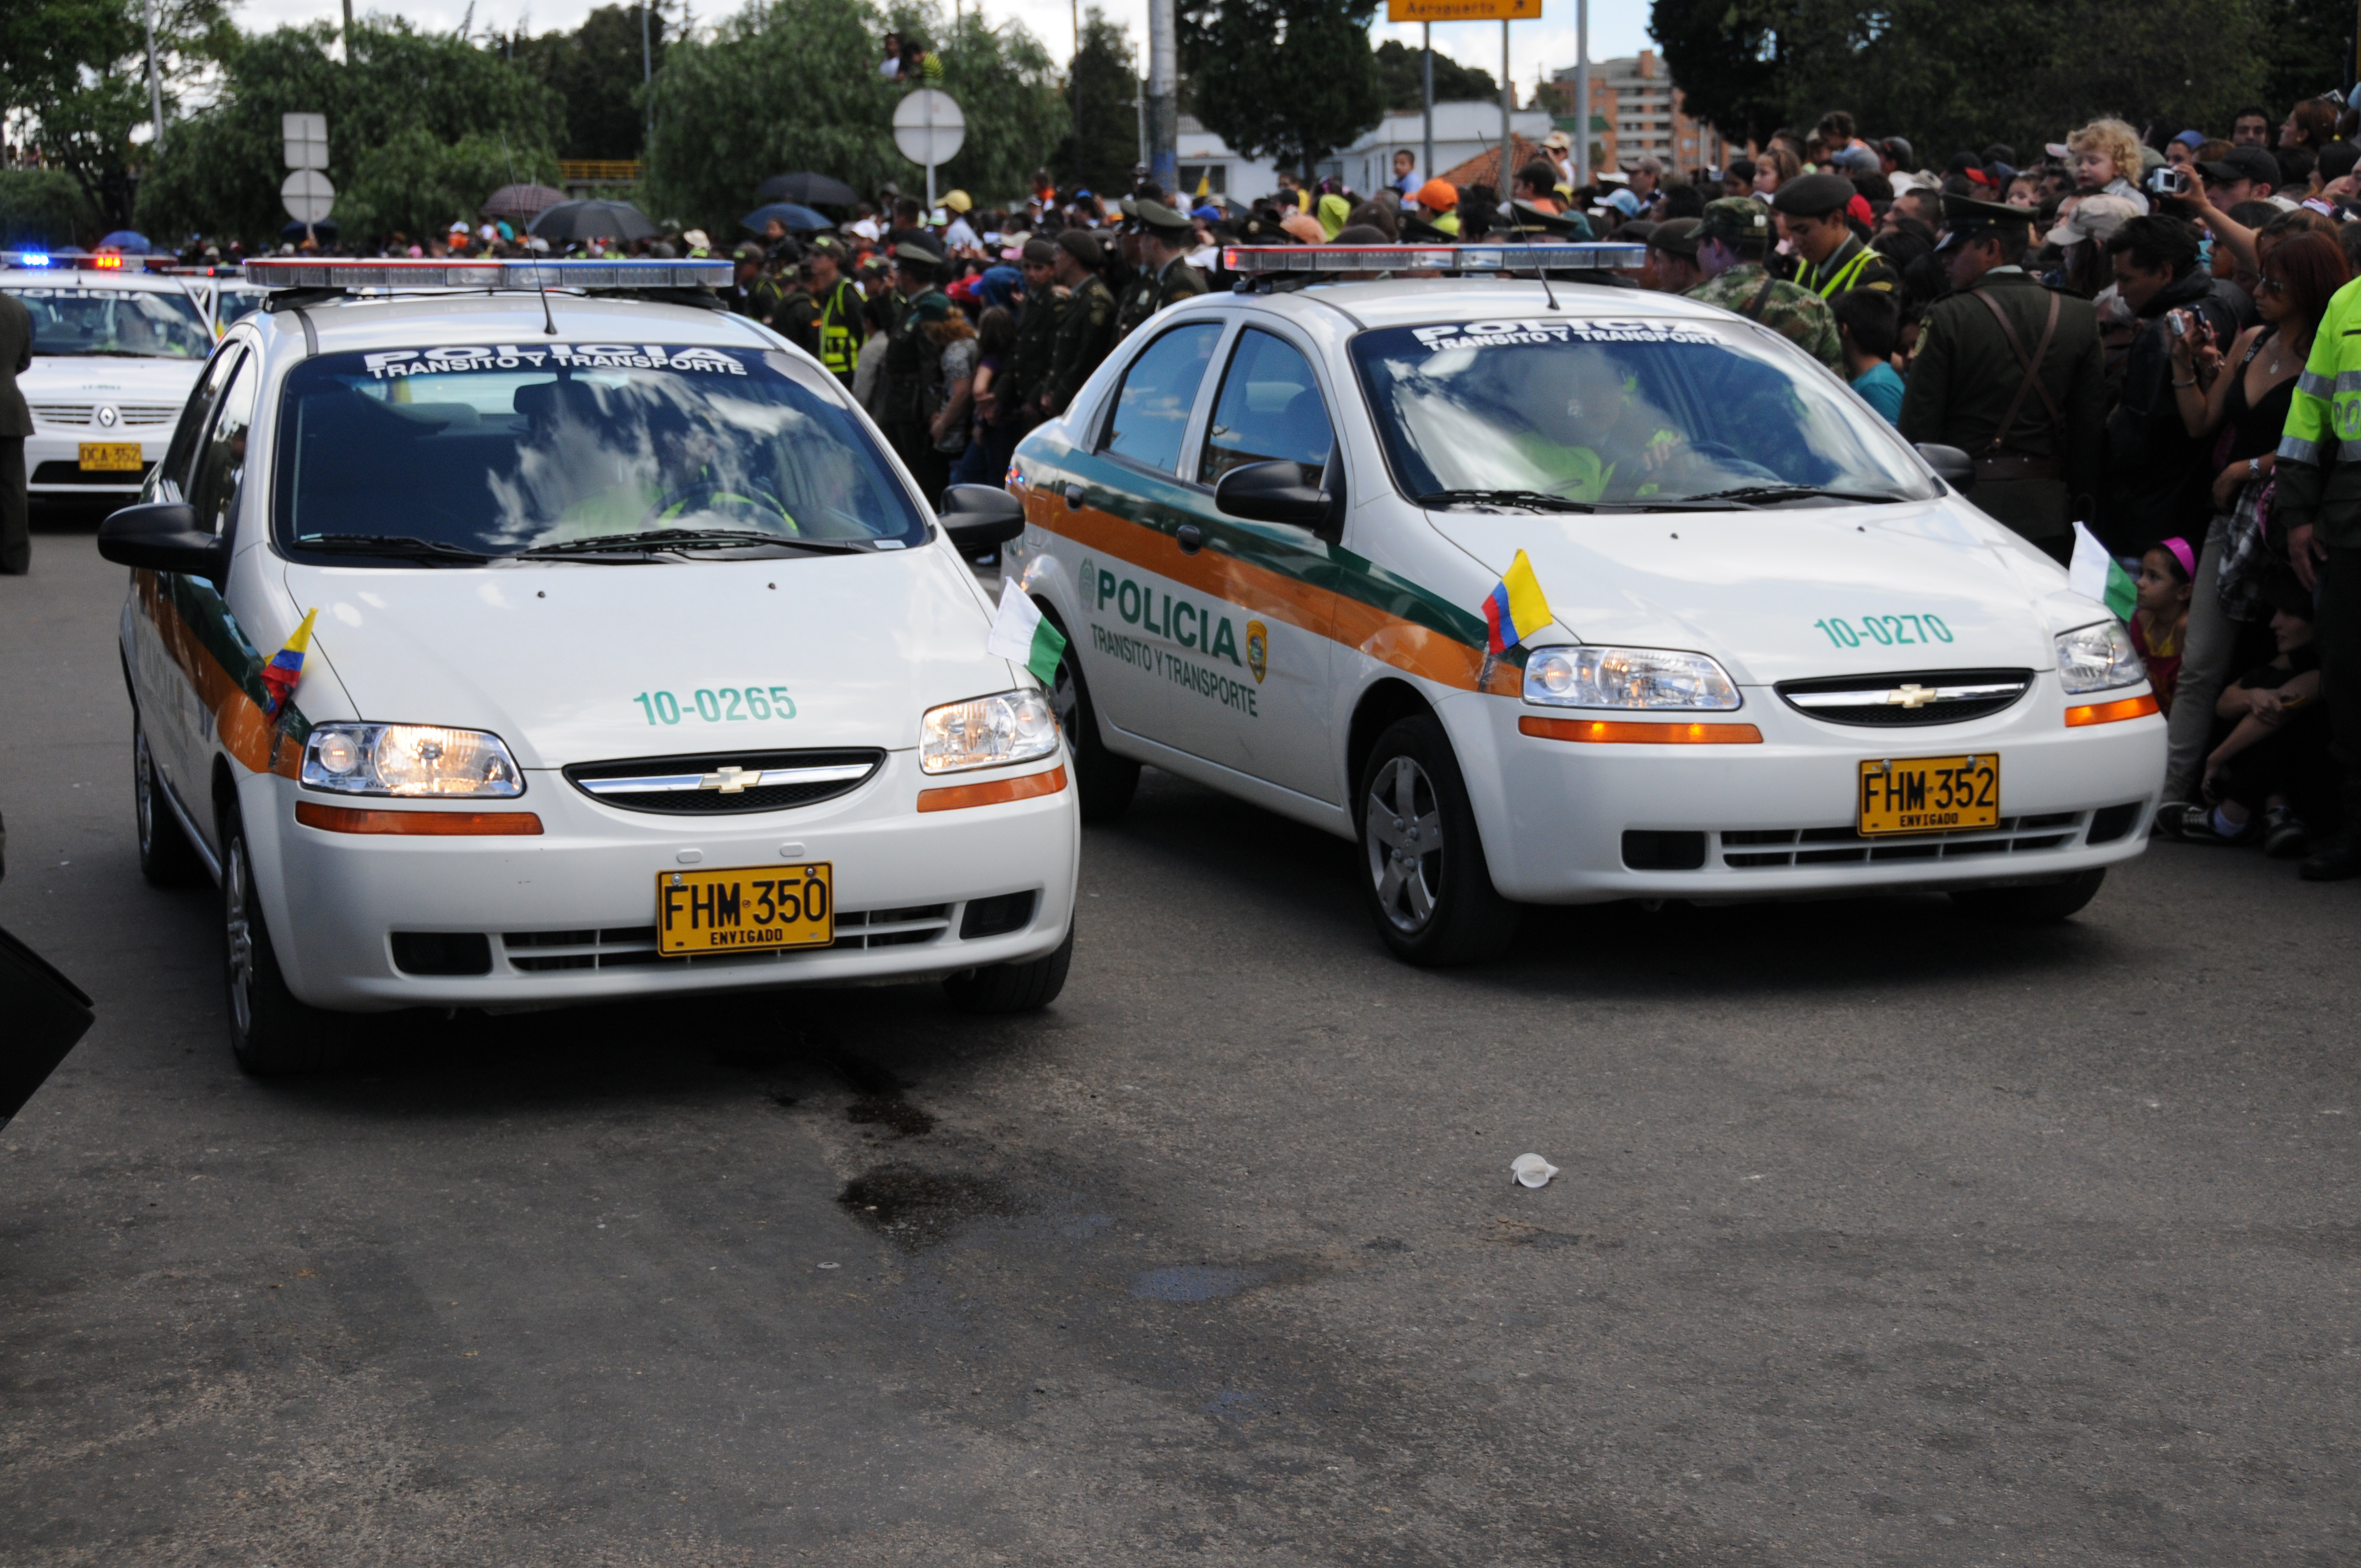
225, 837, 256, 1038
1364, 755, 1444, 934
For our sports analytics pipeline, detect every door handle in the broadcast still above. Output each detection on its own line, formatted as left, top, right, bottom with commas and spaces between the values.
1175, 523, 1204, 555
1063, 483, 1084, 511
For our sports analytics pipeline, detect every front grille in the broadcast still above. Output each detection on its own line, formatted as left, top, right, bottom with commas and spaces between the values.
29, 402, 176, 427
1778, 669, 2032, 727
1718, 813, 2085, 868
565, 749, 883, 814
502, 905, 952, 972
29, 402, 94, 425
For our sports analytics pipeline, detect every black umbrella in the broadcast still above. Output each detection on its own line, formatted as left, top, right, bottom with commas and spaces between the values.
482, 183, 568, 222
529, 199, 660, 243
280, 218, 340, 243
754, 171, 861, 208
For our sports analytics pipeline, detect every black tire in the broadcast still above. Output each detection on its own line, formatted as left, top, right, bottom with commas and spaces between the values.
1356, 715, 1521, 966
1044, 605, 1138, 823
943, 924, 1074, 1014
221, 804, 336, 1074
1950, 868, 2106, 924
134, 715, 205, 888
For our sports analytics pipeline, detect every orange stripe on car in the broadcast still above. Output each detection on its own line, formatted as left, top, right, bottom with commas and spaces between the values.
295, 802, 544, 835
1519, 716, 1764, 744
2063, 694, 2161, 727
916, 765, 1070, 813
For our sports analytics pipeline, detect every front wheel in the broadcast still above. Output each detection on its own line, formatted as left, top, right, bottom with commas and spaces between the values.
1357, 716, 1520, 966
222, 805, 336, 1074
1045, 608, 1138, 823
1949, 868, 2106, 924
943, 924, 1073, 1014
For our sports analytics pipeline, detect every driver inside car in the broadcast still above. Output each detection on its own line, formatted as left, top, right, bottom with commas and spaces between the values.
1488, 344, 1694, 502
517, 379, 801, 541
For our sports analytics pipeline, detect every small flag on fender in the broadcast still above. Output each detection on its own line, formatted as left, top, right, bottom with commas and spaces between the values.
986, 579, 1068, 685
260, 608, 318, 716
1482, 549, 1554, 653
2068, 522, 2139, 622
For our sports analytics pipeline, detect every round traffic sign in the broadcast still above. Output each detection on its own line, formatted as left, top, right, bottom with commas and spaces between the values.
281, 168, 335, 224
891, 89, 966, 168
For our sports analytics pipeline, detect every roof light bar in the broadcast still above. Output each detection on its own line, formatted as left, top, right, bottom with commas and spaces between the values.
2, 250, 178, 272
243, 257, 733, 292
1221, 242, 1648, 275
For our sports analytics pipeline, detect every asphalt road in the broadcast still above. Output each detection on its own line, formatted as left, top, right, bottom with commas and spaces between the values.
4, 518, 2359, 1567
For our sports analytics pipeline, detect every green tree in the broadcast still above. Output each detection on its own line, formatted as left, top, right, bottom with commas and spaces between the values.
2257, 0, 2355, 120
0, 0, 232, 231
135, 20, 563, 248
1178, 0, 1385, 178
1056, 7, 1140, 197
1372, 38, 1497, 112
507, 3, 672, 162
645, 0, 1066, 238
0, 168, 100, 248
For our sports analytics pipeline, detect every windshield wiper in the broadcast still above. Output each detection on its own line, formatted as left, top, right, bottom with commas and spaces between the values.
1418, 489, 1601, 514
1678, 484, 1908, 507
517, 529, 865, 557
292, 533, 492, 563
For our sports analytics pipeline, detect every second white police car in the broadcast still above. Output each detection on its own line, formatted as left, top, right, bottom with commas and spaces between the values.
100, 257, 1077, 1071
1005, 242, 2164, 965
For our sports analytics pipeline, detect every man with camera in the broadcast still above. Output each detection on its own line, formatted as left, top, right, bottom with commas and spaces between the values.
2101, 213, 2246, 553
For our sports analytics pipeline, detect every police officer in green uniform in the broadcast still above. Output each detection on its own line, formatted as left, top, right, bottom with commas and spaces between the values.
1002, 236, 1065, 430
1112, 200, 1163, 342
1770, 173, 1901, 299
805, 235, 866, 390
1687, 199, 1844, 373
1040, 229, 1117, 418
1135, 199, 1207, 315
770, 258, 819, 353
1897, 193, 2106, 564
882, 242, 955, 498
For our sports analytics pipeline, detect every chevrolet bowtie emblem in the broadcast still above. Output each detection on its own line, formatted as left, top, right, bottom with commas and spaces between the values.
700, 765, 758, 793
1885, 684, 1940, 709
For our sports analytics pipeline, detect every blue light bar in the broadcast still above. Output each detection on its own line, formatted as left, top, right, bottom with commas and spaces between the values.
1222, 243, 1648, 274
243, 257, 734, 292
2, 250, 53, 268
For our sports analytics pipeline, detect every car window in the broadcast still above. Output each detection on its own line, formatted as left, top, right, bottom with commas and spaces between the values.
187, 350, 259, 540
156, 343, 246, 502
270, 344, 927, 559
1101, 322, 1223, 475
1199, 329, 1334, 488
0, 284, 211, 359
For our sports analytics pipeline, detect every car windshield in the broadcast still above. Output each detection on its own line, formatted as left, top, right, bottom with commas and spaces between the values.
1349, 317, 1936, 508
5, 284, 212, 359
271, 344, 926, 559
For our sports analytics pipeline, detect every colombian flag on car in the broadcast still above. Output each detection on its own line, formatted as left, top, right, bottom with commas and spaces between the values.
260, 608, 318, 716
1482, 551, 1553, 654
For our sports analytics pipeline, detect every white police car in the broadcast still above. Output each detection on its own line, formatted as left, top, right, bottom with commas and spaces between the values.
100, 257, 1075, 1071
1005, 242, 2163, 965
3, 252, 215, 505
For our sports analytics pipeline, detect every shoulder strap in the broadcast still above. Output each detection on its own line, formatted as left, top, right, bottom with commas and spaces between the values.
1973, 285, 2065, 454
1742, 272, 1780, 322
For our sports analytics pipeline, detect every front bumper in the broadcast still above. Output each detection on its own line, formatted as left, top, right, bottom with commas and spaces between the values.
241, 749, 1079, 1010
1443, 678, 2164, 905
27, 429, 156, 498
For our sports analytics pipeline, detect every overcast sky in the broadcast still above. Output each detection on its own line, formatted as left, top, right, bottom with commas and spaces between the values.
229, 0, 1658, 100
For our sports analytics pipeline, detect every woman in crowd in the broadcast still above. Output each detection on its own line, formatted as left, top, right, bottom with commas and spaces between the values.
2156, 229, 2350, 818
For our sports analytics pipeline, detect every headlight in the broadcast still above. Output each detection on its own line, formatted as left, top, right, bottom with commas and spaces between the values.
2054, 620, 2145, 694
920, 688, 1060, 774
1523, 645, 1741, 710
300, 723, 524, 796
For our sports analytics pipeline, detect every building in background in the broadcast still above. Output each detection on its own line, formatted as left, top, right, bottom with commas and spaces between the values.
1330, 103, 1554, 198
1549, 49, 1725, 177
1175, 116, 1281, 206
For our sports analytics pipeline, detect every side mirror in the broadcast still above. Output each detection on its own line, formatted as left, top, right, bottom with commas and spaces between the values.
1915, 443, 1977, 494
938, 484, 1027, 551
1214, 460, 1331, 530
96, 502, 229, 580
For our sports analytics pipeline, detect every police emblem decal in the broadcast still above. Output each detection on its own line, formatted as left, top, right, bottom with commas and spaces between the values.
1245, 619, 1268, 684
1078, 557, 1095, 600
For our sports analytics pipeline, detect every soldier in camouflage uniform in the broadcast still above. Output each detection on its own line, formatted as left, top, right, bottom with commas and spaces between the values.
999, 237, 1065, 429
1685, 198, 1843, 374
1040, 230, 1118, 417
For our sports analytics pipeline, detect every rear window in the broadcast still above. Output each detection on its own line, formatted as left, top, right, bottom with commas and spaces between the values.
270, 343, 926, 558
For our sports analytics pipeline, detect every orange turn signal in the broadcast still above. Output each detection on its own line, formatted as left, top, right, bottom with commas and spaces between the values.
295, 802, 543, 835
916, 765, 1069, 813
2064, 693, 2161, 728
1519, 716, 1762, 745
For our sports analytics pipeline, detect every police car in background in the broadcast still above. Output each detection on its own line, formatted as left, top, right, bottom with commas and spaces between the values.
99, 256, 1074, 1072
1005, 241, 2164, 966
2, 251, 215, 504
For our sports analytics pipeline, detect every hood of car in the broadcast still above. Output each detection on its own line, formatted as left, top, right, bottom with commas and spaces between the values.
279, 547, 1008, 768
23, 356, 206, 411
1426, 501, 2078, 686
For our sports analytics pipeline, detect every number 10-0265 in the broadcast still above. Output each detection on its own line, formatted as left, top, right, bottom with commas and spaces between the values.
633, 686, 797, 725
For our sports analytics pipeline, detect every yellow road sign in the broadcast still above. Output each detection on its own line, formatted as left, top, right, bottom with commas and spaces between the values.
1385, 0, 1539, 20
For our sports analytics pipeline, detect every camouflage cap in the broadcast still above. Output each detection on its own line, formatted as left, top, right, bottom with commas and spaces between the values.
1695, 198, 1772, 246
